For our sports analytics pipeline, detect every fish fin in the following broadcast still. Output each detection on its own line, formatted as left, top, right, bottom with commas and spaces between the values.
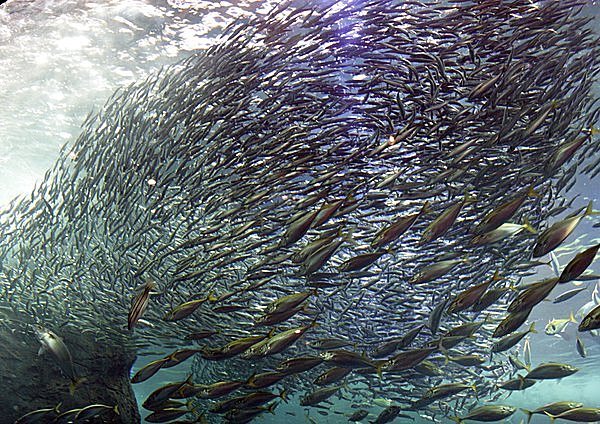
38, 346, 46, 356
520, 409, 533, 424
492, 269, 503, 281
521, 217, 537, 234
449, 417, 462, 424
569, 311, 576, 323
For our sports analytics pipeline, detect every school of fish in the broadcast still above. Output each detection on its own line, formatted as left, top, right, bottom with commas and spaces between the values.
1, 0, 600, 423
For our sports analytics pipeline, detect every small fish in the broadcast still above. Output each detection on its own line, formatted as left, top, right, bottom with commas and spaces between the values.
545, 312, 577, 335
128, 279, 156, 330
523, 336, 531, 367
553, 287, 587, 303
576, 336, 587, 358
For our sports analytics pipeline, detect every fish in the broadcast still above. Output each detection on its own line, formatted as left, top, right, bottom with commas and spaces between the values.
409, 257, 469, 284
532, 201, 595, 257
300, 386, 342, 406
14, 404, 61, 424
545, 312, 577, 335
275, 356, 324, 374
521, 401, 584, 424
3, 0, 600, 420
559, 243, 600, 283
450, 405, 516, 423
576, 335, 587, 358
447, 270, 502, 314
545, 407, 600, 424
470, 220, 536, 246
497, 376, 536, 391
74, 404, 119, 421
524, 362, 578, 380
33, 325, 83, 394
491, 322, 536, 353
131, 358, 168, 384
348, 409, 369, 422
371, 201, 430, 248
578, 303, 600, 332
419, 194, 475, 245
128, 279, 156, 330
370, 405, 401, 424
163, 293, 217, 322
493, 308, 533, 338
553, 287, 587, 303
472, 186, 538, 235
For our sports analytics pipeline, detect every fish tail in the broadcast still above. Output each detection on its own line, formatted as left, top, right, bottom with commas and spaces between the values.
449, 417, 462, 424
526, 185, 540, 198
113, 404, 120, 416
375, 363, 384, 381
569, 311, 576, 323
280, 388, 289, 402
69, 376, 87, 396
267, 402, 278, 414
520, 409, 533, 424
491, 269, 503, 281
420, 200, 432, 214
584, 200, 598, 216
470, 384, 478, 400
529, 322, 537, 334
521, 216, 537, 234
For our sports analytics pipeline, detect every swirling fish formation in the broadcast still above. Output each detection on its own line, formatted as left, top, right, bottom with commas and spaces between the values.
2, 0, 600, 423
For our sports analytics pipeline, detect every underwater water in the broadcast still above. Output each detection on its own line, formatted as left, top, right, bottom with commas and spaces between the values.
1, 1, 600, 423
